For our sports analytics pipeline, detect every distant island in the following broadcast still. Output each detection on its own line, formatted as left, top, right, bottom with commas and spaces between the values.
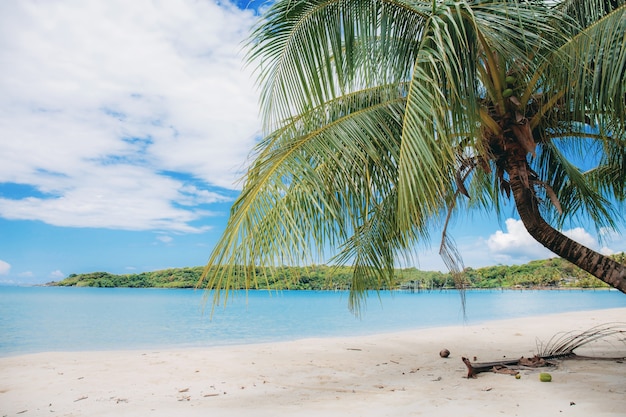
48, 253, 625, 290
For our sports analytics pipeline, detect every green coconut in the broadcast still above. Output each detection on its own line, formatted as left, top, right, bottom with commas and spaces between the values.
505, 75, 517, 85
502, 88, 514, 98
539, 373, 552, 382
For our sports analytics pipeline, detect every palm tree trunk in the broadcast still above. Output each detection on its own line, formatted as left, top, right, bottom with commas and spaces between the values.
507, 162, 626, 293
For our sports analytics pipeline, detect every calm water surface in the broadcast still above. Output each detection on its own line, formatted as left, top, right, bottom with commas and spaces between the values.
1, 286, 625, 356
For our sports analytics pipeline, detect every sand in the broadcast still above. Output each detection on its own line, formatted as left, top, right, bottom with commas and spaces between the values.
1, 307, 625, 417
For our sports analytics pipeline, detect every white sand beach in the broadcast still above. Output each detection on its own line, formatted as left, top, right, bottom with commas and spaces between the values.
1, 307, 625, 417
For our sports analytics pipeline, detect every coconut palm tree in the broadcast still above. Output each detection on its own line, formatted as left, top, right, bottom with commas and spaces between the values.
200, 0, 626, 311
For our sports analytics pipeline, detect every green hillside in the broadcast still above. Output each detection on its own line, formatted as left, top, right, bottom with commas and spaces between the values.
49, 253, 624, 290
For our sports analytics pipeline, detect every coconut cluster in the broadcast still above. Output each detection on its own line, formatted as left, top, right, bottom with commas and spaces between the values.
502, 75, 517, 98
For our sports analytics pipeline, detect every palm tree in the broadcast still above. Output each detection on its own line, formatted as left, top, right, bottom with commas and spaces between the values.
200, 0, 626, 311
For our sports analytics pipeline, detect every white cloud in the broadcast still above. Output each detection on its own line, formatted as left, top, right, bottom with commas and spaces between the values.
0, 260, 11, 275
50, 270, 65, 279
595, 226, 624, 255
156, 235, 174, 243
412, 218, 626, 271
0, 165, 219, 232
485, 218, 618, 265
486, 218, 553, 263
0, 0, 260, 231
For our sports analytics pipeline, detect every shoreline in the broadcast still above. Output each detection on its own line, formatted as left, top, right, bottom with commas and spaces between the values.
35, 283, 616, 290
2, 308, 625, 416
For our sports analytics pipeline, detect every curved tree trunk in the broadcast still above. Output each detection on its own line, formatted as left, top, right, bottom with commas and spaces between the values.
507, 161, 626, 293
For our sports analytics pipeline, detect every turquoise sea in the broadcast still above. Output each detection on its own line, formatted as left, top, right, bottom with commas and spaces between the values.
1, 286, 625, 357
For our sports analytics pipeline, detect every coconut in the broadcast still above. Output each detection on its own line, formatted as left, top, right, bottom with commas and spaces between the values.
539, 372, 552, 382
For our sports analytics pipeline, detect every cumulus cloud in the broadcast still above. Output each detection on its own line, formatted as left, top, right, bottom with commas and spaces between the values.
50, 270, 65, 279
411, 218, 625, 272
0, 0, 260, 232
486, 218, 614, 265
486, 219, 553, 263
0, 260, 11, 275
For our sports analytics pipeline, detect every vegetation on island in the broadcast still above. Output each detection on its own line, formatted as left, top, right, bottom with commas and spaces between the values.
50, 253, 624, 290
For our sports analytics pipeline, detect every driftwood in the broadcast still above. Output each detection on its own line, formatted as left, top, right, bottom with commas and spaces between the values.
461, 354, 564, 379
462, 353, 626, 379
462, 323, 626, 379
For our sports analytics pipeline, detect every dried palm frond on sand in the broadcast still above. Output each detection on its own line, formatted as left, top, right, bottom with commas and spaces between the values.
538, 322, 626, 358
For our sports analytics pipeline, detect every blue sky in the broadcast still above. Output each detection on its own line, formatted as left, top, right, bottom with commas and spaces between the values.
0, 1, 624, 285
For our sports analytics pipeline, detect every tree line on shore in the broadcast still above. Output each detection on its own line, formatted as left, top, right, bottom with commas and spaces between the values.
49, 253, 624, 290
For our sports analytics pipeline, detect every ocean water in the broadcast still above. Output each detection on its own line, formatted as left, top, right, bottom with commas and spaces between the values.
1, 286, 625, 356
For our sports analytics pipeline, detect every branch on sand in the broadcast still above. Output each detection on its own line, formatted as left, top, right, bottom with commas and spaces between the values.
462, 323, 626, 379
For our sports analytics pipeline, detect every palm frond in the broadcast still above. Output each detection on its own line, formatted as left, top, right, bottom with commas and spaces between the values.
547, 5, 626, 129
587, 129, 626, 201
246, 0, 430, 131
398, 3, 479, 230
331, 190, 411, 313
397, 1, 559, 228
200, 85, 412, 306
554, 0, 625, 30
533, 136, 619, 232
538, 322, 626, 357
